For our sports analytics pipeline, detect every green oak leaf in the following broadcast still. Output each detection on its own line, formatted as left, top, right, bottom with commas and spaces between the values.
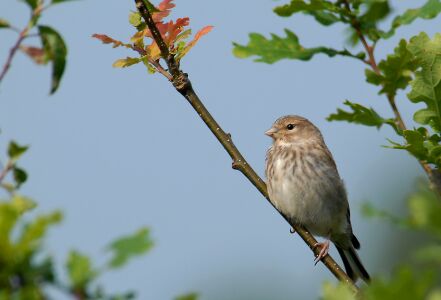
7, 140, 29, 162
107, 227, 153, 268
273, 0, 346, 26
359, 1, 391, 42
389, 128, 441, 167
365, 39, 417, 98
383, 0, 441, 39
66, 250, 98, 289
233, 29, 365, 64
407, 32, 441, 132
327, 100, 398, 132
307, 11, 340, 26
38, 25, 67, 94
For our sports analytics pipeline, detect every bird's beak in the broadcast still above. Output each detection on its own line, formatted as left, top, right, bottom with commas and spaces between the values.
265, 127, 278, 137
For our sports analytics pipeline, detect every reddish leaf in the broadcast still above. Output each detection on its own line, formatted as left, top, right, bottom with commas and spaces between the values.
152, 0, 175, 22
20, 45, 46, 64
145, 17, 188, 59
155, 17, 189, 46
177, 25, 213, 59
92, 34, 129, 48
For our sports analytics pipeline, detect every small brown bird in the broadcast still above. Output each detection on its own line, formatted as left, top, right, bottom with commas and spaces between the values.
265, 115, 370, 282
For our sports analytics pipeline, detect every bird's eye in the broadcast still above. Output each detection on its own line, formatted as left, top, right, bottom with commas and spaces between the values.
286, 124, 295, 130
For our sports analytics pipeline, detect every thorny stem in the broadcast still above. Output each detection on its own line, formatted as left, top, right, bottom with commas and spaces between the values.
343, 0, 441, 195
134, 0, 358, 290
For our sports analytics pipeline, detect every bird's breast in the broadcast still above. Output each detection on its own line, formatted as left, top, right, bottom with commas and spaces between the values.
266, 145, 345, 234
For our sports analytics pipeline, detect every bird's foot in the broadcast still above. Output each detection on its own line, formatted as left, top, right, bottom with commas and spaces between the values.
290, 227, 296, 234
313, 240, 330, 265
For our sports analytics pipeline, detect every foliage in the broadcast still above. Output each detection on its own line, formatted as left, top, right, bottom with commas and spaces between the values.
0, 142, 153, 299
107, 227, 154, 268
0, 0, 72, 94
234, 0, 441, 298
232, 29, 365, 64
93, 0, 213, 74
327, 100, 398, 132
1, 1, 204, 298
324, 183, 441, 299
174, 293, 199, 300
364, 40, 417, 99
234, 1, 441, 170
322, 267, 436, 300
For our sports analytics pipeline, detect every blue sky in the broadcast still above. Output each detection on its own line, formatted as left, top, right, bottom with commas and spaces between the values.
0, 0, 439, 299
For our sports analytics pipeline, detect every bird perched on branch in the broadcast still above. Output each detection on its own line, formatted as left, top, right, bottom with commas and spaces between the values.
265, 115, 370, 282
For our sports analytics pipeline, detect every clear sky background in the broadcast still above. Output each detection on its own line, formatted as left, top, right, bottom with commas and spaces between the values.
1, 0, 439, 299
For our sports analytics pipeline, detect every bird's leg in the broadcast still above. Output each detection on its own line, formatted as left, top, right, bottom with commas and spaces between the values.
313, 239, 330, 265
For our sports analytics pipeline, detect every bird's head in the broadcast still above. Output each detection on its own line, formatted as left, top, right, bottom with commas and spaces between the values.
265, 115, 323, 145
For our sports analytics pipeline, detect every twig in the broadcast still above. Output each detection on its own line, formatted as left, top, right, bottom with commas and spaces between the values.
343, 0, 441, 195
132, 45, 172, 80
0, 4, 44, 86
0, 161, 13, 183
0, 27, 29, 85
134, 0, 358, 290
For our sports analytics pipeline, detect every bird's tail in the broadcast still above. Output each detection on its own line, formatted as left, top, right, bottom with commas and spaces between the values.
336, 245, 370, 283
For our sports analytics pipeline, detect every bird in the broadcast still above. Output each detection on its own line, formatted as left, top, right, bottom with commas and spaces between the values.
264, 115, 370, 282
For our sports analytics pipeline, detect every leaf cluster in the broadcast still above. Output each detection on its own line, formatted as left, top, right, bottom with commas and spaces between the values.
1, 0, 73, 94
233, 0, 441, 171
326, 182, 441, 300
233, 1, 441, 63
328, 32, 441, 169
93, 0, 213, 74
234, 0, 441, 296
0, 141, 158, 299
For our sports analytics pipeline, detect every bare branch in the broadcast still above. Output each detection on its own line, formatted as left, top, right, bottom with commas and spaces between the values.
134, 0, 358, 290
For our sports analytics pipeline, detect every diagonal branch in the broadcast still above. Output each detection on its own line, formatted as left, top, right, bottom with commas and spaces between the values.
134, 0, 358, 290
342, 0, 441, 195
0, 4, 43, 87
0, 27, 29, 85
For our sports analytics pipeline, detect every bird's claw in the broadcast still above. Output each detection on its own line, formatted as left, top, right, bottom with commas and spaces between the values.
313, 240, 330, 265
